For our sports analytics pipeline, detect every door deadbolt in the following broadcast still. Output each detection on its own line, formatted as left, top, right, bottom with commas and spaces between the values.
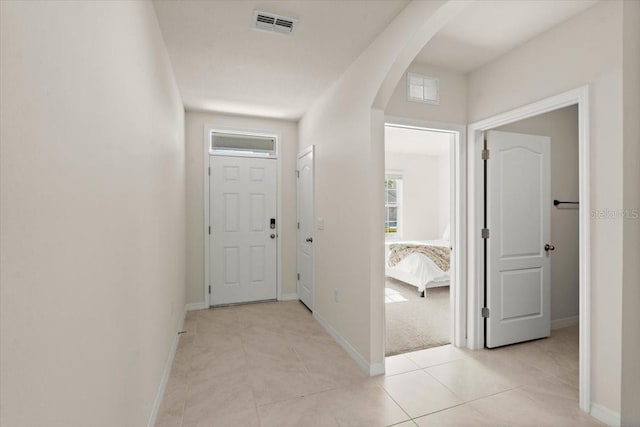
544, 244, 555, 252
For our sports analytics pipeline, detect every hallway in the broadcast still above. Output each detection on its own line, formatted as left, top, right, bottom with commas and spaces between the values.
156, 301, 602, 426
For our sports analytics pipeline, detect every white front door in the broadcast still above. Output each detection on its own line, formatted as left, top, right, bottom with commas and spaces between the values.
297, 148, 314, 310
486, 130, 551, 348
209, 155, 277, 305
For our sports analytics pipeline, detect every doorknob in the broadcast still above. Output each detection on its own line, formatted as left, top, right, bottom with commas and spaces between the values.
544, 244, 555, 252
306, 237, 313, 243
270, 234, 276, 239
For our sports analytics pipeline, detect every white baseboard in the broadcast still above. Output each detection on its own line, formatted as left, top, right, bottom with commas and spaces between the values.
590, 402, 621, 427
279, 293, 299, 301
313, 311, 382, 376
370, 362, 385, 376
551, 315, 579, 330
147, 308, 186, 427
186, 302, 208, 311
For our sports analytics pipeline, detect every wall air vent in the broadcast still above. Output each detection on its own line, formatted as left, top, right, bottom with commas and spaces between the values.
253, 11, 296, 34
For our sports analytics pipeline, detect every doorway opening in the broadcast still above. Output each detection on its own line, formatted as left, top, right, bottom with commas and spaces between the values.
468, 86, 590, 411
484, 106, 580, 348
383, 123, 457, 357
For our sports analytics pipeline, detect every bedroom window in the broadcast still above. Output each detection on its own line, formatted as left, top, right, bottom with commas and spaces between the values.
385, 174, 402, 237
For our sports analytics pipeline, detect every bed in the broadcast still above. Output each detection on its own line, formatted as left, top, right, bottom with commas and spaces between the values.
385, 233, 451, 296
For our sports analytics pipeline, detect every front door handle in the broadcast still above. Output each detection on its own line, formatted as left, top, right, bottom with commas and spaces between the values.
544, 244, 555, 252
306, 237, 313, 243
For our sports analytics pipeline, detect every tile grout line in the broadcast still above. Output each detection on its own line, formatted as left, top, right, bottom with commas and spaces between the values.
382, 352, 475, 423
195, 310, 261, 425
176, 315, 199, 427
383, 366, 470, 423
381, 387, 413, 424
384, 366, 422, 378
402, 376, 526, 422
244, 310, 348, 419
419, 360, 466, 399
387, 354, 468, 377
168, 306, 580, 426
238, 308, 274, 427
178, 317, 200, 427
419, 351, 563, 404
288, 331, 311, 376
249, 309, 383, 413
237, 315, 270, 424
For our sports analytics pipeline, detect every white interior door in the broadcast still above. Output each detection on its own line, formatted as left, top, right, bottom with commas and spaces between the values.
297, 148, 314, 310
210, 155, 277, 305
486, 130, 551, 348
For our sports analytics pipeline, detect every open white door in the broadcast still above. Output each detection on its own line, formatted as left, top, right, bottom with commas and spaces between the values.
297, 148, 314, 310
485, 130, 551, 348
209, 155, 277, 305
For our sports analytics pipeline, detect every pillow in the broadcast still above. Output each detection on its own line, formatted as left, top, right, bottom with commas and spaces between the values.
442, 224, 450, 241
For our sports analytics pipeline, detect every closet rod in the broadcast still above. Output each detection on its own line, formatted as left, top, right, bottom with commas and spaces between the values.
553, 199, 579, 207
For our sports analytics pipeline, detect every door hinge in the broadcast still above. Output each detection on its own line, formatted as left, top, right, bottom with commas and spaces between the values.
208, 166, 211, 176
297, 273, 300, 280
296, 170, 299, 178
482, 307, 490, 318
209, 285, 211, 294
208, 226, 211, 235
481, 148, 490, 160
481, 228, 490, 239
297, 222, 300, 229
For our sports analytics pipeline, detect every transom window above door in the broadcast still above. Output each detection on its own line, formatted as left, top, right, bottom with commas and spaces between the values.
209, 130, 277, 158
385, 173, 403, 238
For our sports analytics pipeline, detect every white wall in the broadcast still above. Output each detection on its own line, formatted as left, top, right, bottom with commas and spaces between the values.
384, 60, 460, 243
437, 151, 451, 238
497, 106, 579, 323
0, 2, 185, 426
621, 1, 640, 425
299, 1, 468, 371
385, 62, 467, 125
385, 153, 441, 241
185, 112, 298, 305
468, 0, 623, 414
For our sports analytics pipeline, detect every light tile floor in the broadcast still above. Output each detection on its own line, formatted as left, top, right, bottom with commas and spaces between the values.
155, 301, 602, 427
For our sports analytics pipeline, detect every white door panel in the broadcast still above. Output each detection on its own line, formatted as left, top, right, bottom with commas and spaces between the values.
486, 130, 551, 348
297, 149, 314, 310
210, 156, 277, 305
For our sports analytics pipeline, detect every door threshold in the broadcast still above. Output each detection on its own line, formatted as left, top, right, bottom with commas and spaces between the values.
209, 298, 277, 308
299, 300, 312, 313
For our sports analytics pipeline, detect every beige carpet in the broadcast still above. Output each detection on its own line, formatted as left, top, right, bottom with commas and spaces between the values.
385, 277, 450, 356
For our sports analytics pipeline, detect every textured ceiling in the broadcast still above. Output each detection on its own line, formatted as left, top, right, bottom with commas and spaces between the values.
413, 0, 599, 72
153, 0, 599, 120
153, 0, 409, 119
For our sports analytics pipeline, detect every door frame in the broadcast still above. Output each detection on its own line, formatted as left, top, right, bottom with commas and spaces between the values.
466, 85, 591, 411
383, 116, 467, 349
296, 145, 315, 311
203, 125, 283, 308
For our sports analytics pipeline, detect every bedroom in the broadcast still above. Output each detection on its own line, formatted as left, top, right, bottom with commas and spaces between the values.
384, 124, 453, 357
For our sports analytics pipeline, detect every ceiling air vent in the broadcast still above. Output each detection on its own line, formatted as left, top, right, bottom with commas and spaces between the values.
253, 11, 296, 34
